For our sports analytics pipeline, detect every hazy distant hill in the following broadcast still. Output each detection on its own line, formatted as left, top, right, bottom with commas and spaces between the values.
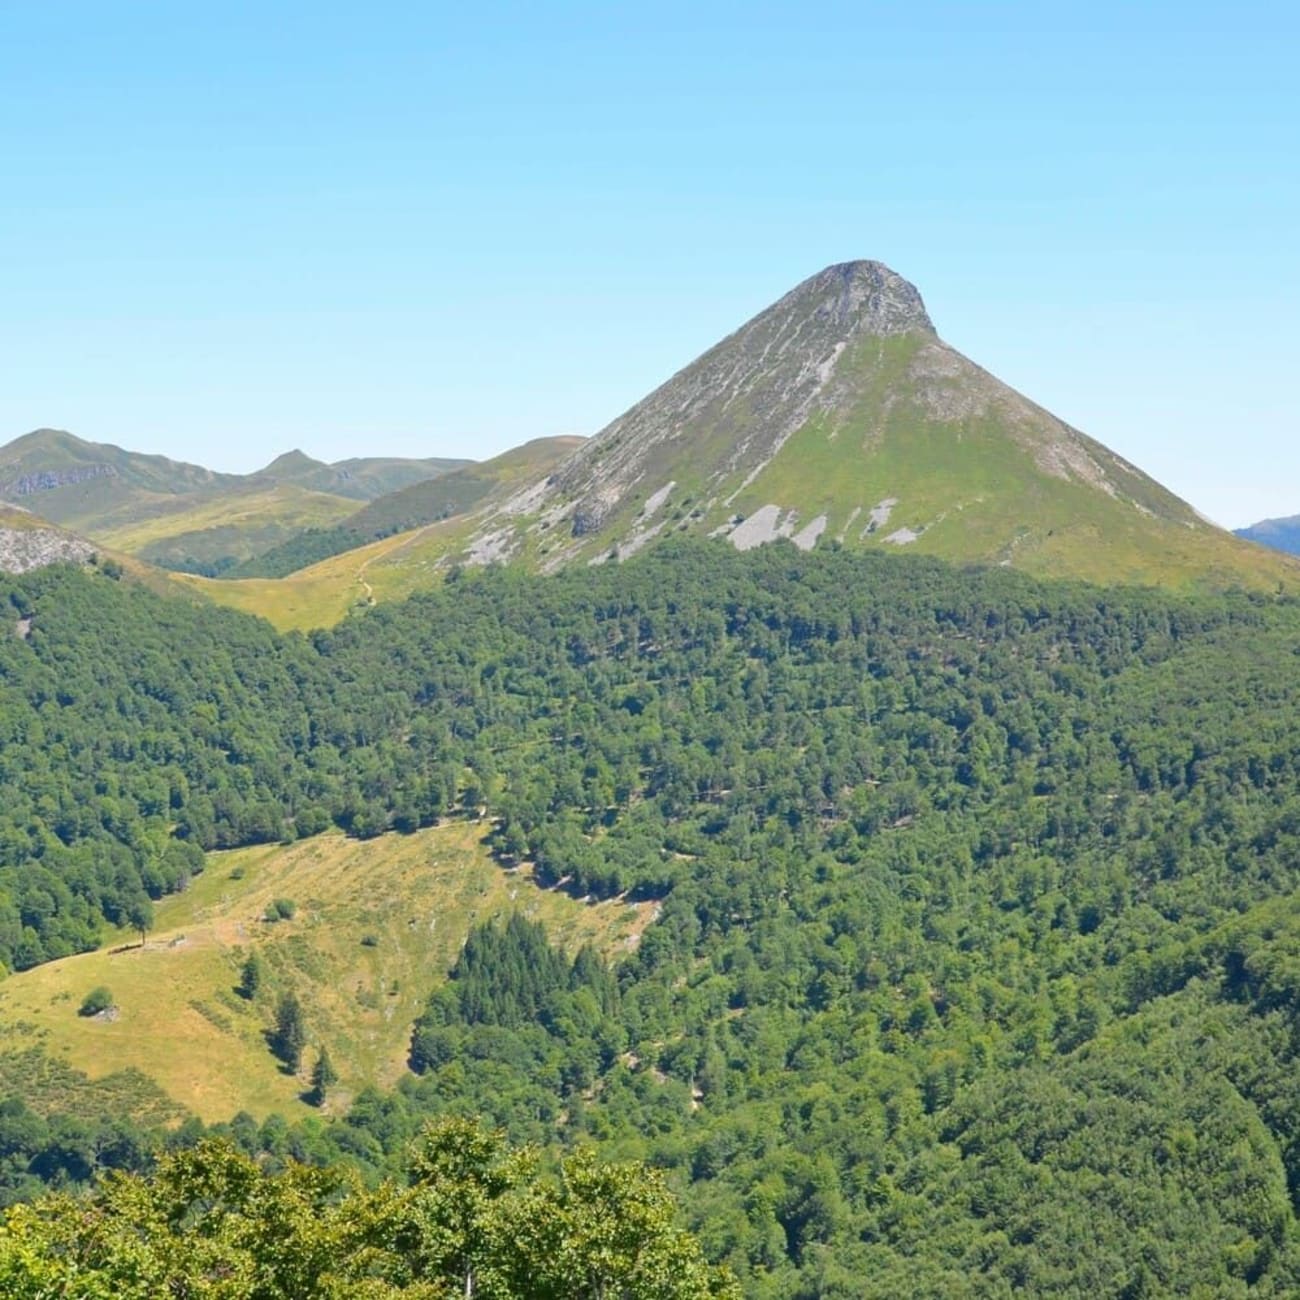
0, 429, 245, 534
1234, 514, 1300, 557
251, 448, 473, 501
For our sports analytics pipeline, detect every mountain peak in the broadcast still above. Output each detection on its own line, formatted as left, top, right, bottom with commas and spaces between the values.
258, 449, 327, 476
532, 260, 938, 537
436, 261, 1299, 592
779, 260, 934, 338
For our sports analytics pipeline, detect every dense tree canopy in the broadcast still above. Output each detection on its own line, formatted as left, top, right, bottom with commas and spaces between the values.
8, 542, 1300, 1292
0, 1119, 735, 1298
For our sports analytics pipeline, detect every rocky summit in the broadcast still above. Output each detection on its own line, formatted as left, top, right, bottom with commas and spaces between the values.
455, 261, 1293, 590
556, 261, 934, 540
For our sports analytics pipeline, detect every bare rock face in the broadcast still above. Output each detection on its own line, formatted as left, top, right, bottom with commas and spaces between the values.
1, 463, 117, 497
571, 500, 612, 537
0, 525, 95, 574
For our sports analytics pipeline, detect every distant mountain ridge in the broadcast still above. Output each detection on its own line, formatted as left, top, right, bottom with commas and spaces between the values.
0, 429, 469, 516
1234, 515, 1300, 557
249, 447, 473, 501
0, 429, 475, 574
0, 429, 242, 513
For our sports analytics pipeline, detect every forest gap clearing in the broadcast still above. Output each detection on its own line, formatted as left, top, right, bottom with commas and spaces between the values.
0, 823, 652, 1123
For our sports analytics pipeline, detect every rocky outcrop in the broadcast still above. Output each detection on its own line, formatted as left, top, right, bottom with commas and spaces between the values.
0, 526, 95, 574
2, 463, 117, 497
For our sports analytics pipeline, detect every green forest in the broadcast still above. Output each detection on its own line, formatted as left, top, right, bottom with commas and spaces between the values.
0, 1117, 735, 1298
6, 541, 1300, 1294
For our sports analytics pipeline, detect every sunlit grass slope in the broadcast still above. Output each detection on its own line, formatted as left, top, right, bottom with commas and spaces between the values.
173, 514, 480, 629
0, 824, 653, 1122
736, 410, 1299, 594
179, 437, 586, 628
728, 337, 1300, 592
89, 484, 358, 571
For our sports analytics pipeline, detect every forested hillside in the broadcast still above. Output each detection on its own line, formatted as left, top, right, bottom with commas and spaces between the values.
6, 543, 1300, 1293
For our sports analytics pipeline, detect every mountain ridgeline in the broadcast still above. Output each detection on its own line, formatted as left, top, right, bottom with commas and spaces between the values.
251, 447, 475, 501
4, 261, 1293, 606
0, 429, 472, 578
0, 429, 469, 526
1236, 513, 1300, 556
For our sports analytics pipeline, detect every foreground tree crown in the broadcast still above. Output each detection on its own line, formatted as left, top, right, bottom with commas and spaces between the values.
0, 1116, 737, 1299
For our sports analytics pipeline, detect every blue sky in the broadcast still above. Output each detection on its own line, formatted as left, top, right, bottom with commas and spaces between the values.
1, 2, 1296, 526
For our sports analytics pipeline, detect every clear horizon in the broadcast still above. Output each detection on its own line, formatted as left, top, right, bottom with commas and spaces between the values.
2, 3, 1296, 529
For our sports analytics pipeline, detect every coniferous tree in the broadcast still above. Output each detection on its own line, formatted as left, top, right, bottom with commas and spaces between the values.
238, 951, 263, 1000
271, 992, 307, 1071
307, 1046, 337, 1106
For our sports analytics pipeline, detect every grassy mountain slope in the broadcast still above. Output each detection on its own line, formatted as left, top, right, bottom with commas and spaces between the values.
91, 483, 359, 574
224, 436, 585, 583
455, 262, 1298, 592
345, 436, 585, 536
174, 515, 480, 628
0, 824, 651, 1122
722, 335, 1298, 591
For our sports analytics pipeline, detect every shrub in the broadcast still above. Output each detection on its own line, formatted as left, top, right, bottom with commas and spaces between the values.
79, 987, 114, 1017
264, 898, 296, 923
